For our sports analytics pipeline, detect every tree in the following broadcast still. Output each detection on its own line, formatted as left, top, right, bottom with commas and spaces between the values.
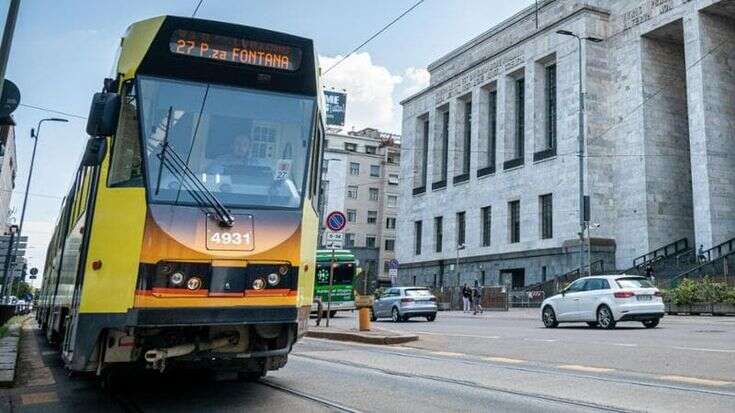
11, 281, 32, 300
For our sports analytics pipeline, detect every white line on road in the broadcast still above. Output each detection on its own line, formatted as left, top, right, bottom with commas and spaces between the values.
414, 331, 500, 339
659, 375, 733, 386
523, 338, 558, 342
609, 343, 638, 347
559, 365, 615, 373
482, 357, 526, 364
672, 346, 735, 353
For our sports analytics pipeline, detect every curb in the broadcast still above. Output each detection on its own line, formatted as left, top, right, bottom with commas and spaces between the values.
306, 329, 418, 345
0, 323, 21, 387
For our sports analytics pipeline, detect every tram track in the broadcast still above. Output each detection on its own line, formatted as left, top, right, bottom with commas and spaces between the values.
257, 379, 365, 413
291, 351, 706, 413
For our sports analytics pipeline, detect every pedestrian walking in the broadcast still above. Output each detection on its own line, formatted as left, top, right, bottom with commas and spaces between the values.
461, 283, 471, 313
314, 296, 323, 326
645, 263, 653, 279
698, 244, 707, 263
472, 281, 483, 315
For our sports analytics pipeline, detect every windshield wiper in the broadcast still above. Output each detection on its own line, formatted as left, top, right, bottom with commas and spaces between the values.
154, 106, 173, 195
154, 141, 235, 227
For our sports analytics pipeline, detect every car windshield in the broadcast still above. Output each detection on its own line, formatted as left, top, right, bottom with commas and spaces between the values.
616, 277, 654, 289
137, 76, 315, 209
405, 289, 432, 297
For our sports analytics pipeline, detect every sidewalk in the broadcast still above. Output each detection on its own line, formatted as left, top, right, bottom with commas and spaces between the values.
306, 325, 418, 345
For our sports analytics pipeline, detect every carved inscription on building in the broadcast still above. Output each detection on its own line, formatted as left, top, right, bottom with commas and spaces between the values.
434, 52, 523, 104
622, 0, 682, 30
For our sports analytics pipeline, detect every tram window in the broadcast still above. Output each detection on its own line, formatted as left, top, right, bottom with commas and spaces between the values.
108, 82, 143, 187
138, 76, 315, 209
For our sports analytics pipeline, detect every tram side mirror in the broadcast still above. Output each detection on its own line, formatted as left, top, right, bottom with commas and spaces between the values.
86, 92, 121, 137
81, 137, 108, 167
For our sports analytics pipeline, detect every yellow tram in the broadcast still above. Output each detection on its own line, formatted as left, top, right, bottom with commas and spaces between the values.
36, 16, 323, 377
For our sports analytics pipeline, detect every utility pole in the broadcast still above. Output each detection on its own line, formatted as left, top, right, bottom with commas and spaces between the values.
0, 0, 21, 98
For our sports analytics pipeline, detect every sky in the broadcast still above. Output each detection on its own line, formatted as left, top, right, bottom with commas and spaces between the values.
3, 0, 534, 285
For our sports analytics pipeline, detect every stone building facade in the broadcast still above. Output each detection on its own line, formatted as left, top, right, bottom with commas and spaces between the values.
319, 128, 401, 285
398, 0, 735, 289
0, 123, 16, 228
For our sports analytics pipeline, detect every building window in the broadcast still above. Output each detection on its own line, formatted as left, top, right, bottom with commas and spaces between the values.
545, 64, 557, 150
456, 211, 466, 246
462, 100, 471, 174
385, 238, 395, 251
509, 200, 520, 243
386, 217, 396, 229
387, 151, 399, 164
345, 233, 355, 247
347, 209, 357, 223
367, 210, 377, 224
481, 206, 491, 247
347, 185, 358, 199
366, 236, 377, 248
370, 164, 380, 177
345, 142, 357, 152
388, 173, 399, 185
488, 90, 497, 169
434, 216, 443, 253
436, 110, 449, 184
365, 145, 377, 154
414, 220, 423, 255
369, 187, 379, 201
387, 195, 397, 207
515, 78, 525, 160
540, 193, 553, 239
421, 117, 429, 182
349, 162, 360, 175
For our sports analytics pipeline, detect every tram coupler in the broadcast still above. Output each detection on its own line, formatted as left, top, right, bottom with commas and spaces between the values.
144, 334, 238, 372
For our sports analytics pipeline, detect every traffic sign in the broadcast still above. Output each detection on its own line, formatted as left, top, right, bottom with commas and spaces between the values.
388, 268, 398, 277
30, 268, 38, 276
326, 211, 347, 232
323, 231, 344, 249
388, 259, 399, 269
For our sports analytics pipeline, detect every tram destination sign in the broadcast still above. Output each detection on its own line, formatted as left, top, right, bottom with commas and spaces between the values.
170, 29, 303, 71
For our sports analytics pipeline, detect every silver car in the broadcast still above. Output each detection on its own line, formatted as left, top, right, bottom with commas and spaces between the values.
371, 287, 438, 322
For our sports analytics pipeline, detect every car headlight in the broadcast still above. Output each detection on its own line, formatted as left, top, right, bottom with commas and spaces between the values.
267, 273, 280, 286
253, 278, 266, 290
278, 265, 289, 276
170, 272, 185, 286
186, 276, 202, 290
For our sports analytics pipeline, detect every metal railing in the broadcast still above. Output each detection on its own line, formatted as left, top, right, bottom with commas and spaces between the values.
632, 238, 688, 268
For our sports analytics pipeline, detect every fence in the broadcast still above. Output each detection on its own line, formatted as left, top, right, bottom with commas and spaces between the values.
508, 290, 546, 307
431, 286, 508, 311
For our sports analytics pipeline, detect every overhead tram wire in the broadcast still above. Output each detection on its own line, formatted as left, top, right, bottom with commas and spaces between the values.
18, 103, 87, 120
323, 0, 425, 75
191, 0, 204, 18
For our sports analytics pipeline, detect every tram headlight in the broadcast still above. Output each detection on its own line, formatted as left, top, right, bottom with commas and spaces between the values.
267, 273, 280, 286
252, 278, 266, 290
186, 276, 202, 290
170, 272, 185, 286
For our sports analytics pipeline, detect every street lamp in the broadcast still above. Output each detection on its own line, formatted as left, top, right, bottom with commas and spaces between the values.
2, 117, 68, 299
555, 30, 603, 276
587, 223, 600, 276
456, 243, 465, 286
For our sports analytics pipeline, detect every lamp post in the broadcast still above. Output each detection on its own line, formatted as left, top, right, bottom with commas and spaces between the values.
455, 243, 465, 286
2, 118, 68, 300
587, 223, 600, 276
555, 30, 602, 276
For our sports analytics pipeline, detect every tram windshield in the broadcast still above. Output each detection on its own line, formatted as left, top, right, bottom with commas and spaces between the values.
137, 76, 315, 209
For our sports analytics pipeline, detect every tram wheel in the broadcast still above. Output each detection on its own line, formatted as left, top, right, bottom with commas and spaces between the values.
238, 369, 266, 382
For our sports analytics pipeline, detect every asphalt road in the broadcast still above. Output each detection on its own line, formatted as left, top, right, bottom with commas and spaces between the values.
1, 311, 734, 412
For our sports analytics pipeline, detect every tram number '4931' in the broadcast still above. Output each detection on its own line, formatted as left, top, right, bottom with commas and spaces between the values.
210, 231, 251, 246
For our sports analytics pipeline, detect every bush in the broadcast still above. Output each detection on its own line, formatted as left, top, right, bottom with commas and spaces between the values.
668, 277, 735, 305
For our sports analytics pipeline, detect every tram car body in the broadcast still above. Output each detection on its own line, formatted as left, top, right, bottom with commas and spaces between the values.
36, 15, 324, 376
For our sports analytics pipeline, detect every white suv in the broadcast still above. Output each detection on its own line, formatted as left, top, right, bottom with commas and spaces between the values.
540, 275, 664, 329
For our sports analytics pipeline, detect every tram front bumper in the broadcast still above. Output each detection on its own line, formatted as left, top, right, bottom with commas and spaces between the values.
126, 306, 298, 326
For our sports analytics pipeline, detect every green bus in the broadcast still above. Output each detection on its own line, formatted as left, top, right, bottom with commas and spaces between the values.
312, 249, 357, 316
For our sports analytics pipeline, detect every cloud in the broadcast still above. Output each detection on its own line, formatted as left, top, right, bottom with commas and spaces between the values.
319, 53, 429, 134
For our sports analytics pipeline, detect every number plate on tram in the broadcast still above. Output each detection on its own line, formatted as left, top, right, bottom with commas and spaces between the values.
206, 214, 254, 251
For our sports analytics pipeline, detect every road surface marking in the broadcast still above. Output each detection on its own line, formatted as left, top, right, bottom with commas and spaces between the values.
482, 357, 526, 364
415, 331, 499, 339
558, 364, 615, 373
432, 351, 465, 357
659, 375, 732, 386
524, 338, 557, 342
20, 391, 58, 405
609, 343, 638, 347
672, 346, 735, 353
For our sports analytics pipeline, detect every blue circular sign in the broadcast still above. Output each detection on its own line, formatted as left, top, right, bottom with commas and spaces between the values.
326, 211, 346, 231
388, 259, 399, 269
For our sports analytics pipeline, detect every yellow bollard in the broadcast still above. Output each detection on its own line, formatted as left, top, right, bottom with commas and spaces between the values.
358, 307, 371, 331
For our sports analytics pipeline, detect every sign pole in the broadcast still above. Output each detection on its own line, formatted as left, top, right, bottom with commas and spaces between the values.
326, 247, 335, 327
1, 228, 16, 299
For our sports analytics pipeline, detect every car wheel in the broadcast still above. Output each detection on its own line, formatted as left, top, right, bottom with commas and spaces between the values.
391, 307, 401, 323
642, 319, 659, 329
369, 307, 377, 322
426, 313, 436, 322
587, 322, 598, 328
542, 306, 558, 328
597, 305, 616, 329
